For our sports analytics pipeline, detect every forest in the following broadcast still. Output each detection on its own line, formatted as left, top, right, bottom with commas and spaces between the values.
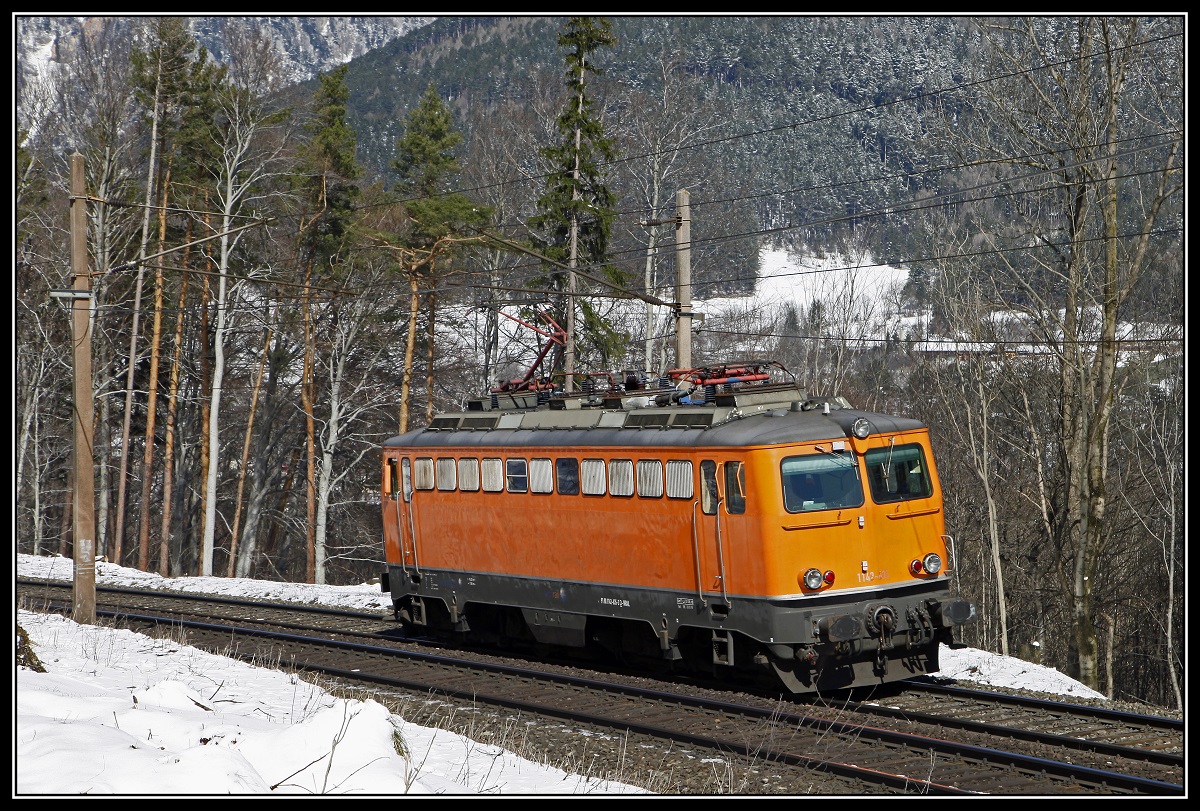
14, 15, 1183, 708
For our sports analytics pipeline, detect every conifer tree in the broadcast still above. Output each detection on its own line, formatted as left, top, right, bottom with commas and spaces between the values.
530, 16, 626, 385
280, 63, 363, 583
389, 83, 489, 431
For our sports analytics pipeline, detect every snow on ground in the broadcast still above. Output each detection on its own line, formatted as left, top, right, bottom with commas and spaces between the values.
17, 551, 1104, 795
16, 556, 649, 795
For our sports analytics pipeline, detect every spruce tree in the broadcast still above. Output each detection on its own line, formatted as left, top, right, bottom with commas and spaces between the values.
392, 82, 484, 244
390, 83, 490, 430
301, 64, 362, 258
530, 16, 626, 383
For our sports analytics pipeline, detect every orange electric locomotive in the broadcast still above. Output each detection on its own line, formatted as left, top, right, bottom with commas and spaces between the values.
380, 360, 976, 694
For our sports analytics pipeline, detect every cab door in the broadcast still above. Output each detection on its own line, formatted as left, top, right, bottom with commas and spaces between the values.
396, 457, 418, 573
382, 455, 404, 564
693, 458, 744, 609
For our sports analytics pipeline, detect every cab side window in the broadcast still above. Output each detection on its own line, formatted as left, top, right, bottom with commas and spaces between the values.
701, 460, 718, 515
724, 461, 746, 515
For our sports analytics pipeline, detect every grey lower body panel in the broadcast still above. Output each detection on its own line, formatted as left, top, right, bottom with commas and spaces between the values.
384, 564, 971, 653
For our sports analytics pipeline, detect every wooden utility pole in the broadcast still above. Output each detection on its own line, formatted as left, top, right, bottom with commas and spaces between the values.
674, 189, 692, 370
68, 152, 96, 623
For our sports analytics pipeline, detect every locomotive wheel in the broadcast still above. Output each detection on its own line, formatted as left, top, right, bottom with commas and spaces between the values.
769, 655, 815, 694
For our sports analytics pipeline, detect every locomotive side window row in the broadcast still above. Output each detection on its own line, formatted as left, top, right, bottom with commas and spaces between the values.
410, 454, 695, 499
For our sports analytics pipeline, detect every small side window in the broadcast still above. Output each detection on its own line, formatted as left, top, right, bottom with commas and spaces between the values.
530, 458, 553, 494
581, 458, 606, 495
636, 459, 664, 498
506, 458, 529, 493
414, 457, 435, 491
459, 457, 480, 492
556, 458, 580, 495
665, 460, 694, 499
436, 457, 457, 491
609, 459, 634, 497
481, 457, 504, 492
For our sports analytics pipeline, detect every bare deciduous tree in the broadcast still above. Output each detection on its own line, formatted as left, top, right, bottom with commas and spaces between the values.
198, 22, 293, 576
927, 16, 1183, 689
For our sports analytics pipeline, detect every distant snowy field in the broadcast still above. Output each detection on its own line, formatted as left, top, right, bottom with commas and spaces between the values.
709, 247, 909, 319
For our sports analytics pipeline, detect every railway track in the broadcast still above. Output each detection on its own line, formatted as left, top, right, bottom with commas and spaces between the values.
17, 578, 1184, 795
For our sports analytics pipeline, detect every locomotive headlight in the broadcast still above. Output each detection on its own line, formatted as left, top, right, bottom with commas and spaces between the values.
852, 418, 872, 439
803, 568, 825, 589
911, 553, 942, 576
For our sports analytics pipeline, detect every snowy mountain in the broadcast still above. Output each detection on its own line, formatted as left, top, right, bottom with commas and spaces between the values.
15, 15, 435, 86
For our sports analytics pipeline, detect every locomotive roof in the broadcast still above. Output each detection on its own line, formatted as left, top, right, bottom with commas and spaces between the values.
383, 384, 927, 450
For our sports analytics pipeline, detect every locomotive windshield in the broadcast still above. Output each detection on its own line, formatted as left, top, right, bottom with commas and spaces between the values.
864, 443, 934, 502
781, 452, 864, 512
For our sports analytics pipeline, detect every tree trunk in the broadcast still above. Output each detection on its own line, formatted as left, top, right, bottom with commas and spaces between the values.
137, 166, 171, 570
399, 272, 420, 433
197, 263, 212, 575
113, 51, 165, 568
302, 260, 317, 584
158, 263, 189, 577
227, 324, 271, 577
425, 289, 437, 423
